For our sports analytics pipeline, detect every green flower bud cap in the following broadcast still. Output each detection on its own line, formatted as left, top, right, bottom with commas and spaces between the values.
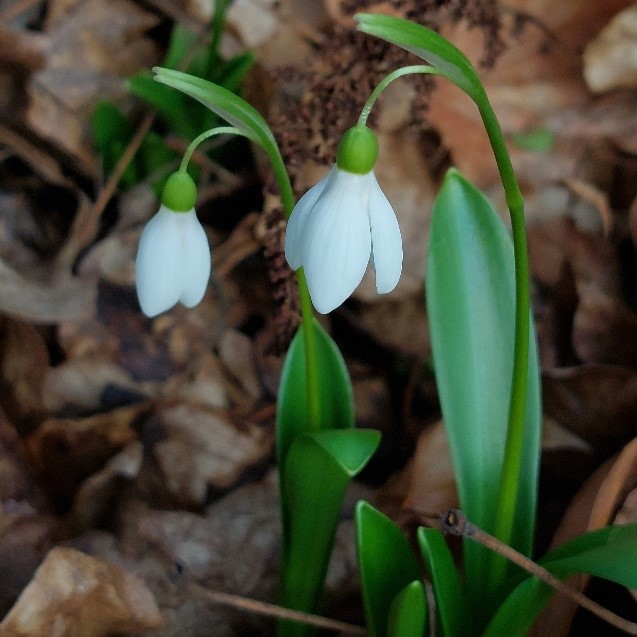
161, 171, 197, 212
335, 125, 379, 175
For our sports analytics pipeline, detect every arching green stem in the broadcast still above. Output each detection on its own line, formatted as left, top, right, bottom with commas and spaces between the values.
180, 124, 321, 432
179, 126, 246, 172
473, 87, 530, 586
358, 65, 441, 126
270, 154, 322, 433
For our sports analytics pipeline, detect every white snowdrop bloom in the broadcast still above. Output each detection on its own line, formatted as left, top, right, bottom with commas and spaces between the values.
135, 172, 211, 317
284, 125, 403, 314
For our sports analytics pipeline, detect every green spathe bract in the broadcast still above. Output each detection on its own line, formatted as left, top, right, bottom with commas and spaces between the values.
426, 170, 541, 619
335, 125, 379, 174
161, 171, 197, 212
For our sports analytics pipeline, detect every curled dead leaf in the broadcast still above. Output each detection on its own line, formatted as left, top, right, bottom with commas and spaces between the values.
152, 403, 273, 506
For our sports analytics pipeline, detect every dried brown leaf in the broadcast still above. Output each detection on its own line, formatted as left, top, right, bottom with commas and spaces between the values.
0, 257, 95, 324
152, 403, 273, 506
584, 4, 637, 92
0, 547, 162, 636
26, 0, 159, 166
543, 365, 637, 454
535, 436, 637, 636
0, 317, 48, 430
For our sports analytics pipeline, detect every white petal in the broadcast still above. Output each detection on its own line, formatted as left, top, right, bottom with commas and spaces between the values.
369, 173, 402, 294
284, 167, 334, 269
178, 210, 211, 308
302, 169, 372, 313
135, 206, 183, 317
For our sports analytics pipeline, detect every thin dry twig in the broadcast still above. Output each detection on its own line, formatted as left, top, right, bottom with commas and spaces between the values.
55, 111, 155, 269
190, 583, 367, 635
417, 508, 637, 636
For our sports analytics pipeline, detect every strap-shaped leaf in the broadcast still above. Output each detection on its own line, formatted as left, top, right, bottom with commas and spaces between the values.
355, 13, 481, 99
356, 502, 423, 637
153, 67, 279, 155
276, 318, 355, 468
418, 528, 465, 636
483, 524, 637, 636
425, 170, 541, 606
387, 580, 428, 637
279, 430, 380, 637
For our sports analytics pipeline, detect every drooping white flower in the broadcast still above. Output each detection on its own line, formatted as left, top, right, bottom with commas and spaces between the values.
284, 125, 402, 314
135, 172, 211, 317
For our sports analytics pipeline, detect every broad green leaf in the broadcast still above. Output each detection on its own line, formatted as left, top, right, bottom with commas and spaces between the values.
354, 13, 481, 100
425, 170, 541, 607
152, 67, 280, 158
356, 502, 423, 637
276, 319, 354, 468
279, 430, 380, 637
387, 581, 428, 637
511, 127, 555, 152
127, 73, 198, 140
418, 528, 465, 636
483, 524, 637, 637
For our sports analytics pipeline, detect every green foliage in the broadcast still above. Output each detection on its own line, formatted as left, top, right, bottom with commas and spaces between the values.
90, 2, 254, 194
274, 320, 376, 637
387, 581, 428, 637
278, 431, 380, 637
276, 318, 354, 467
355, 502, 424, 637
426, 169, 541, 615
418, 528, 465, 637
484, 524, 637, 636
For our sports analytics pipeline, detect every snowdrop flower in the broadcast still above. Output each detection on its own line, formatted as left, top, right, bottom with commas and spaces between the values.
135, 172, 211, 317
284, 125, 402, 314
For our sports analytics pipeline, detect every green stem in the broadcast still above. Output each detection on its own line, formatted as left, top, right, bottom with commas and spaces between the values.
358, 65, 441, 126
269, 147, 322, 432
474, 88, 530, 584
181, 125, 321, 432
179, 126, 244, 173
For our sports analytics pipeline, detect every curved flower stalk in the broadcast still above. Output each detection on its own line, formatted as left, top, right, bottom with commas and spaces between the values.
135, 171, 211, 317
284, 125, 403, 314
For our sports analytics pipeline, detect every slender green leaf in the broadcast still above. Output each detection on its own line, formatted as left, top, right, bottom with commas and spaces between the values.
387, 581, 428, 637
279, 431, 380, 637
356, 502, 423, 637
425, 170, 541, 606
152, 67, 279, 156
418, 528, 465, 636
483, 524, 637, 636
276, 318, 354, 468
354, 13, 481, 99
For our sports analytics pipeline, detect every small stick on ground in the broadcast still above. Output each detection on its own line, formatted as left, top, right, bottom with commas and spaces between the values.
190, 583, 367, 635
417, 507, 637, 636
